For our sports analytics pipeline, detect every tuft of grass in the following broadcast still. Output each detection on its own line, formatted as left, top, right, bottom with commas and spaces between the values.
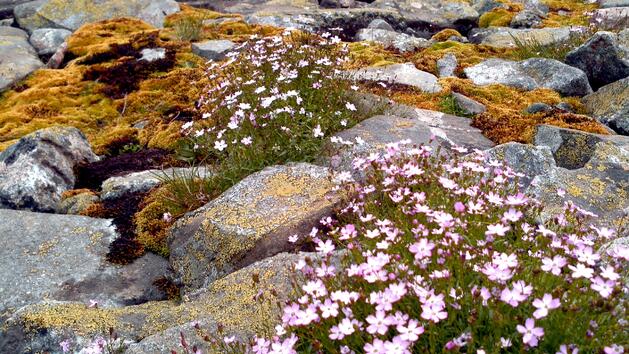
508, 29, 592, 61
438, 94, 472, 117
173, 16, 204, 42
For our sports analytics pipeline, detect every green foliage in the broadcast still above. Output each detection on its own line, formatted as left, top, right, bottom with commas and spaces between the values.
508, 30, 591, 61
438, 94, 471, 117
174, 16, 204, 42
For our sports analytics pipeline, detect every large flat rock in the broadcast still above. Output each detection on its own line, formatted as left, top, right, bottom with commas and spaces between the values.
347, 62, 442, 93
0, 252, 312, 353
14, 0, 180, 33
0, 26, 43, 92
0, 210, 171, 320
583, 77, 629, 135
469, 26, 582, 48
168, 163, 339, 292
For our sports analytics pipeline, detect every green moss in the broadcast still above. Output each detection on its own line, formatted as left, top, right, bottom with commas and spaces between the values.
479, 8, 518, 28
134, 187, 172, 257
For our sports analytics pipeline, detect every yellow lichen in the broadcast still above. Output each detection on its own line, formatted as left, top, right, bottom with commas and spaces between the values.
479, 0, 524, 28
345, 42, 402, 69
407, 41, 510, 75
541, 0, 597, 27
134, 187, 173, 257
431, 29, 463, 42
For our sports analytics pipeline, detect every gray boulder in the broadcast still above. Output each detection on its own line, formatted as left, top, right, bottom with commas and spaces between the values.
191, 39, 237, 61
28, 27, 71, 55
0, 26, 43, 92
464, 58, 593, 96
510, 8, 545, 28
590, 7, 629, 30
319, 0, 356, 8
355, 28, 432, 53
367, 18, 394, 31
168, 163, 339, 292
484, 142, 556, 188
0, 127, 98, 212
583, 77, 629, 135
14, 0, 180, 33
437, 53, 458, 77
101, 166, 212, 201
0, 0, 31, 19
565, 31, 629, 90
0, 210, 172, 318
469, 26, 583, 48
347, 62, 442, 93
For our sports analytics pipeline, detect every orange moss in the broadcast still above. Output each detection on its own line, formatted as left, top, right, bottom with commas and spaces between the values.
431, 29, 463, 42
407, 41, 510, 75
61, 189, 97, 199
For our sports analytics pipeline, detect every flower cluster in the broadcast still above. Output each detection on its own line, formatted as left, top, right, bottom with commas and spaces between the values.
179, 30, 359, 177
243, 142, 628, 353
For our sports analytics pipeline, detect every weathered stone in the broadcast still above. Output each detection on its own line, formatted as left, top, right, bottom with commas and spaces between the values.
0, 127, 98, 212
139, 47, 166, 62
319, 0, 356, 8
14, 0, 180, 33
0, 17, 13, 25
484, 142, 556, 188
169, 163, 338, 292
510, 8, 545, 28
0, 26, 43, 92
191, 39, 237, 61
599, 0, 629, 8
347, 62, 442, 93
347, 92, 494, 150
533, 124, 629, 169
355, 28, 432, 53
28, 27, 70, 55
464, 58, 592, 96
437, 53, 457, 77
555, 102, 574, 112
583, 77, 629, 135
591, 7, 629, 30
101, 167, 212, 201
0, 210, 171, 320
56, 191, 99, 215
565, 31, 629, 90
452, 92, 486, 115
367, 18, 394, 31
0, 252, 312, 354
525, 102, 553, 114
469, 26, 583, 48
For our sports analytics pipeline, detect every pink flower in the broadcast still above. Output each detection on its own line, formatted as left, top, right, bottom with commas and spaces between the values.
568, 263, 594, 279
396, 319, 424, 342
502, 208, 523, 223
591, 276, 616, 298
604, 344, 624, 354
486, 223, 510, 237
557, 344, 579, 354
541, 255, 567, 275
60, 339, 72, 353
454, 202, 466, 213
319, 299, 339, 319
516, 318, 544, 347
364, 339, 387, 354
366, 310, 394, 335
532, 293, 560, 319
409, 238, 435, 260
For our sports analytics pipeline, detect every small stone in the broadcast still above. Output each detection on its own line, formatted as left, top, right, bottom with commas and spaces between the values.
28, 28, 71, 55
510, 9, 545, 28
191, 39, 237, 61
554, 102, 574, 112
56, 191, 99, 215
347, 62, 442, 93
452, 92, 486, 115
0, 26, 43, 92
525, 102, 553, 114
0, 127, 98, 212
437, 53, 458, 77
139, 47, 166, 62
319, 0, 356, 8
367, 18, 394, 31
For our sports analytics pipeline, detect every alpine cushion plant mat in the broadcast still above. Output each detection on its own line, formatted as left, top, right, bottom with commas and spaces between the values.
174, 30, 361, 201
192, 142, 628, 353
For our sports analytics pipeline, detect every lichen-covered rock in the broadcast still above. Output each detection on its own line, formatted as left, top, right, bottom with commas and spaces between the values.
56, 191, 99, 215
464, 58, 593, 96
101, 166, 212, 201
355, 28, 432, 53
347, 62, 442, 93
191, 39, 237, 61
598, 0, 629, 8
0, 252, 314, 353
0, 210, 171, 320
320, 0, 356, 8
510, 8, 544, 28
452, 92, 486, 115
590, 7, 629, 29
437, 53, 457, 77
14, 0, 180, 33
565, 31, 629, 90
534, 124, 629, 169
0, 26, 43, 92
583, 77, 629, 135
169, 163, 339, 292
483, 142, 556, 188
28, 27, 71, 55
0, 127, 98, 212
0, 0, 31, 19
469, 26, 582, 48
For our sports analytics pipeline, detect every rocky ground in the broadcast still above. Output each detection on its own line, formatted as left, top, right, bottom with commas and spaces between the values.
0, 0, 627, 353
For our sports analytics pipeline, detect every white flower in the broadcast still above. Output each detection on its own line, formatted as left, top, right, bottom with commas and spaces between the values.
214, 140, 227, 151
346, 102, 357, 111
241, 136, 253, 146
313, 125, 324, 138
